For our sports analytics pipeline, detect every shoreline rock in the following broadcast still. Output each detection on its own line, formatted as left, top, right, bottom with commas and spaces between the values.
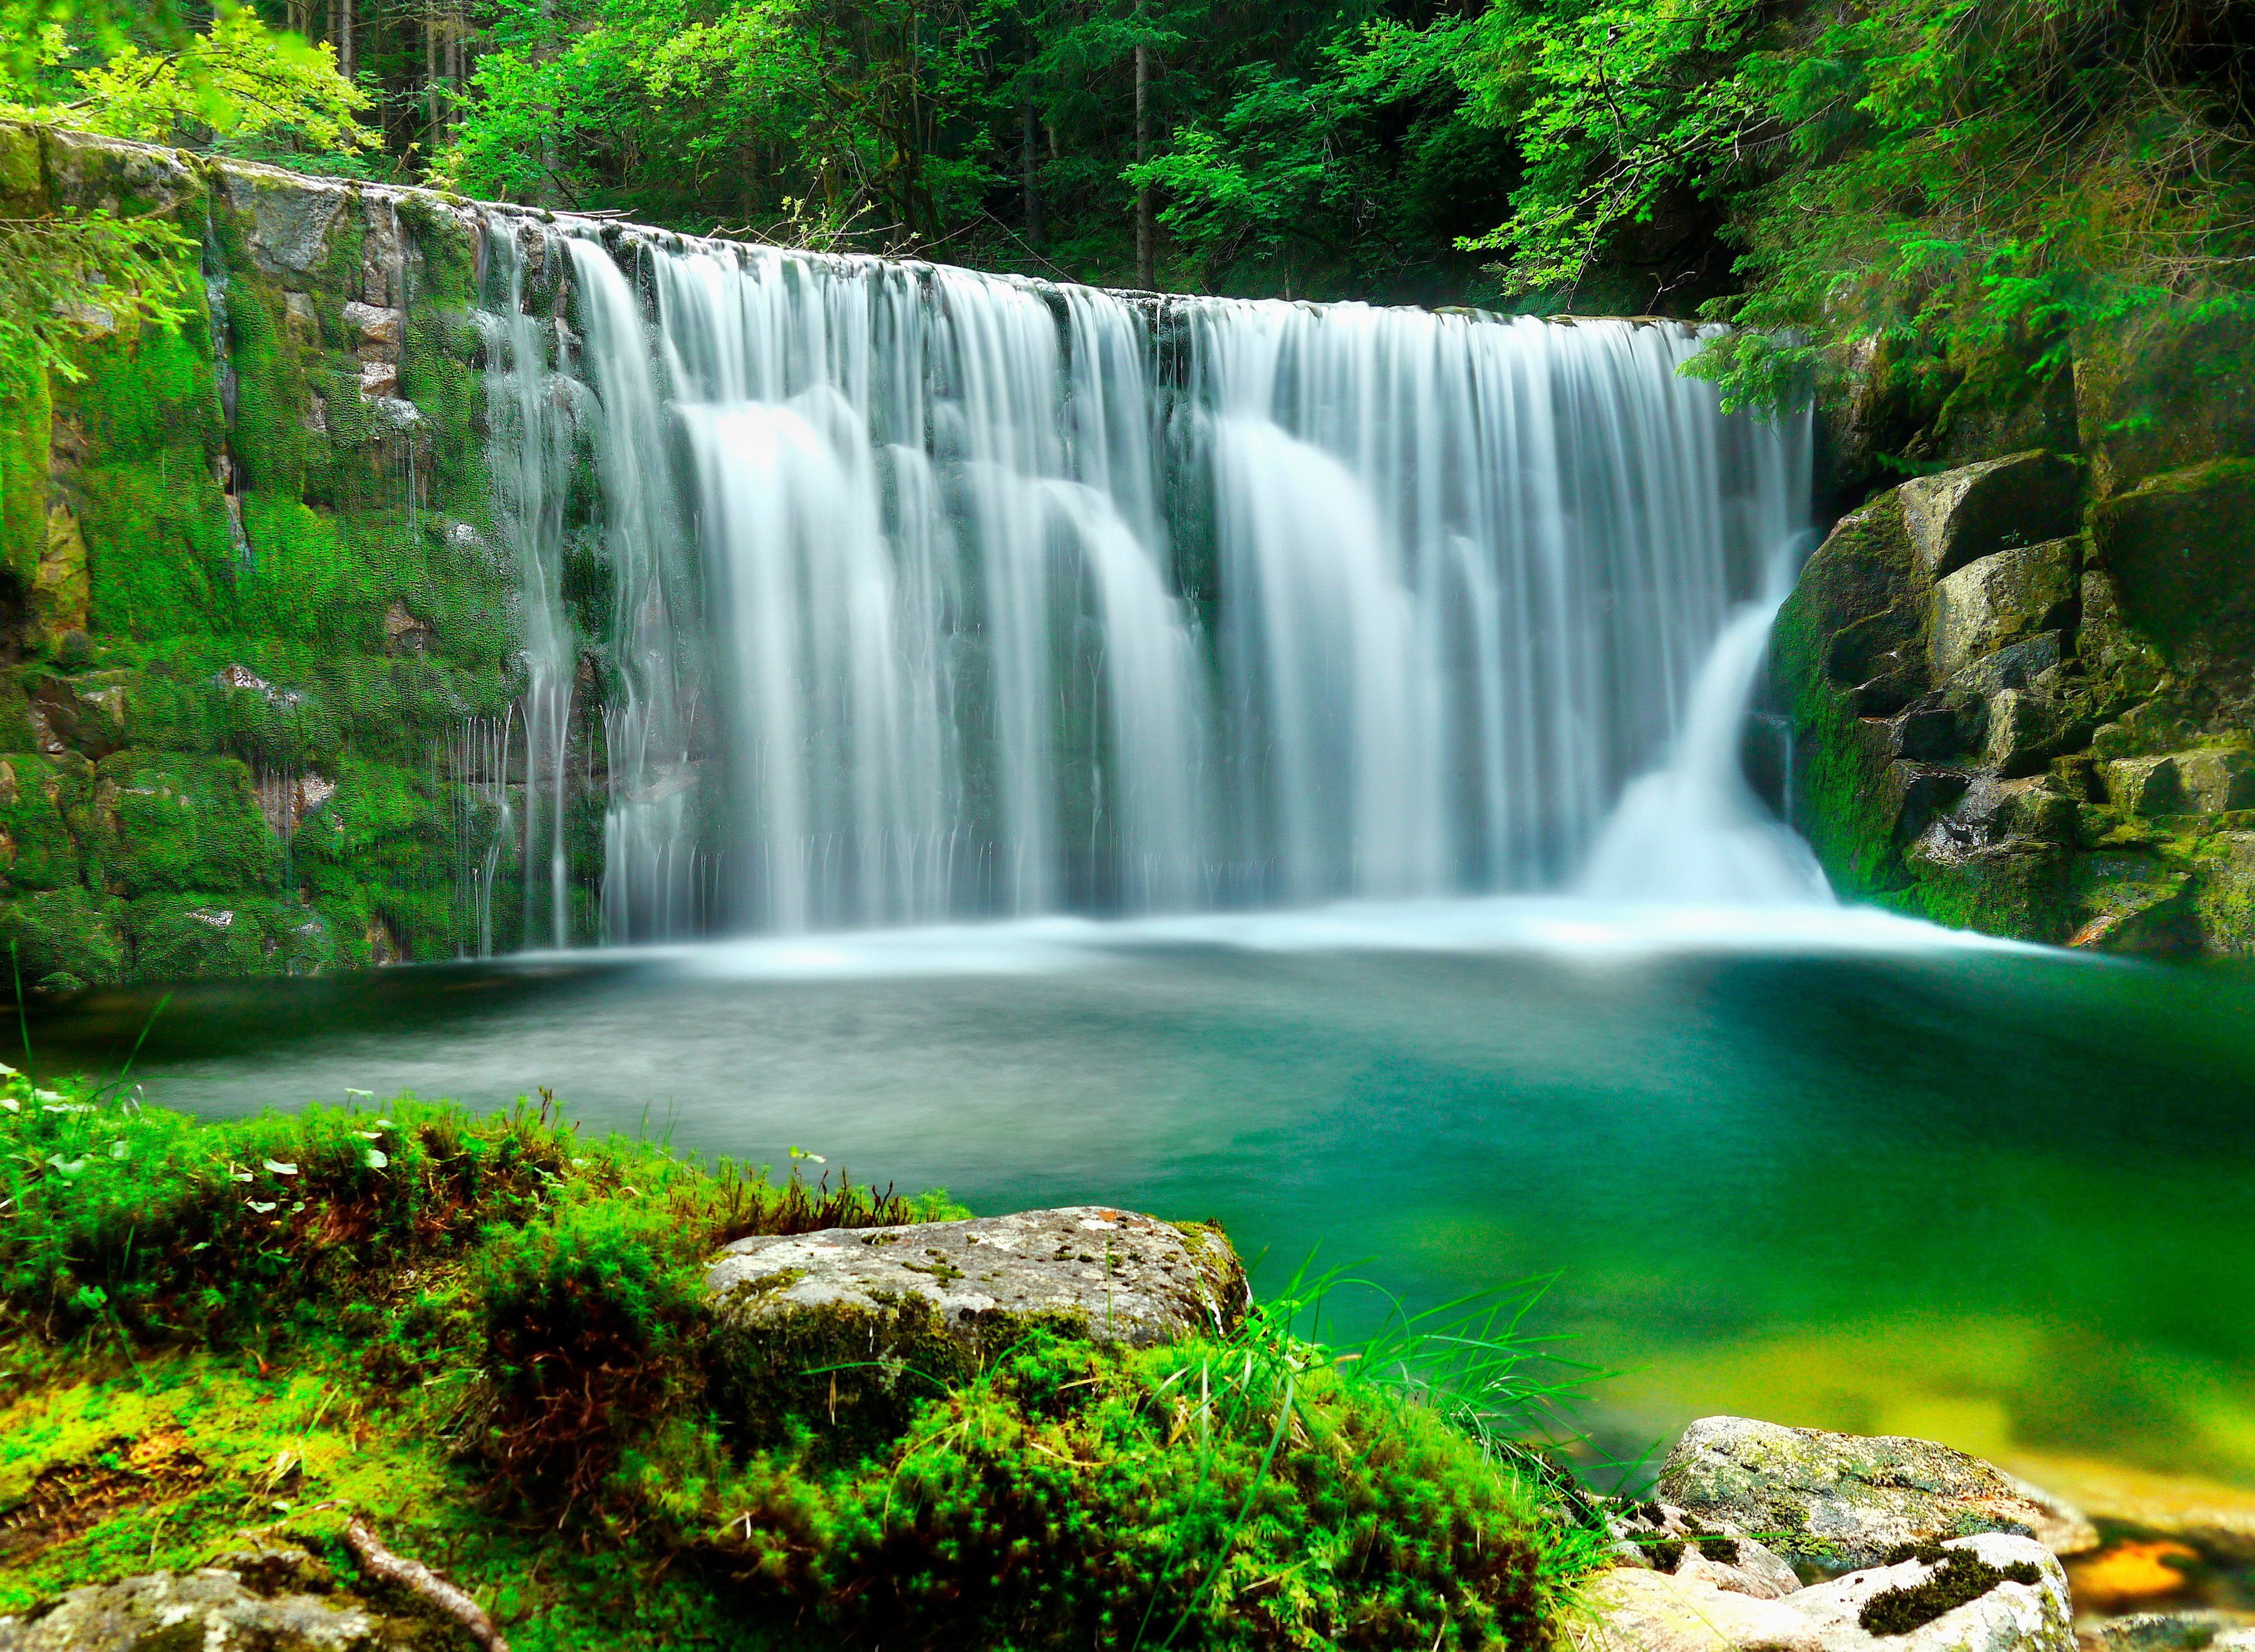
1659, 1417, 2100, 1571
705, 1204, 1248, 1348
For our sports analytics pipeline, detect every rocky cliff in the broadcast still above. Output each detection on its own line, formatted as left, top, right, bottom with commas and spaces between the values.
0, 123, 599, 991
1776, 311, 2255, 953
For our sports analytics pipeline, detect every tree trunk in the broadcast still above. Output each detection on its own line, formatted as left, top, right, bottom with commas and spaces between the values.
1136, 44, 1154, 291
426, 6, 442, 142
446, 8, 464, 127
1134, 41, 1153, 289
338, 0, 356, 81
1022, 103, 1044, 253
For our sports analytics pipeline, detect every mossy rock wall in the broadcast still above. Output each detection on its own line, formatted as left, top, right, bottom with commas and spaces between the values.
1784, 323, 2255, 952
0, 125, 606, 992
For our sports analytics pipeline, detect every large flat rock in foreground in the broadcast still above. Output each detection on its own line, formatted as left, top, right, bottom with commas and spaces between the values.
706, 1205, 1247, 1347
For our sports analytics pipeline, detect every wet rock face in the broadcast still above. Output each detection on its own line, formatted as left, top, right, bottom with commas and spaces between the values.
1900, 452, 2083, 585
0, 1549, 418, 1651
0, 120, 542, 987
1657, 1417, 2097, 1571
1775, 440, 2255, 953
708, 1205, 1247, 1349
1927, 540, 2079, 683
2091, 461, 2255, 673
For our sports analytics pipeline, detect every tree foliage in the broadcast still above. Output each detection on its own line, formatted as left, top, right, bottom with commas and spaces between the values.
0, 4, 373, 394
1, 0, 2248, 430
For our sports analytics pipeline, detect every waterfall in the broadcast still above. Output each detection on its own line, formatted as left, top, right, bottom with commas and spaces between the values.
466, 226, 1817, 945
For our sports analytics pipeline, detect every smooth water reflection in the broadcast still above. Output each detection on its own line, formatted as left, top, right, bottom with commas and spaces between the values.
28, 901, 2255, 1490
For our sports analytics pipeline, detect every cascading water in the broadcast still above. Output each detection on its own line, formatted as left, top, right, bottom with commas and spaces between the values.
465, 222, 1823, 946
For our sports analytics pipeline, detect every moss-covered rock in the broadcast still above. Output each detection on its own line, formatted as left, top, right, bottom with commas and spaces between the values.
0, 1552, 428, 1651
1899, 450, 2081, 584
2075, 304, 2255, 497
2090, 460, 2255, 675
1927, 539, 2079, 682
705, 1207, 1249, 1453
0, 119, 593, 989
1778, 436, 2255, 952
1657, 1416, 2096, 1571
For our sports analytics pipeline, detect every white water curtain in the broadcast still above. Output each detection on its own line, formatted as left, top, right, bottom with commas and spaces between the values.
474, 226, 1815, 940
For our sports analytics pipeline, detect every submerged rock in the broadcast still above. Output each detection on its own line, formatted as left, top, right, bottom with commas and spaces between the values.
707, 1205, 1247, 1348
0, 1549, 416, 1651
2001, 1459, 2255, 1569
1783, 1534, 2072, 1652
1657, 1418, 2098, 1570
2083, 1613, 2255, 1652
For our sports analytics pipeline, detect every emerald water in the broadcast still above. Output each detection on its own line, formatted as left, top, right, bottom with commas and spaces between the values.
27, 901, 2255, 1494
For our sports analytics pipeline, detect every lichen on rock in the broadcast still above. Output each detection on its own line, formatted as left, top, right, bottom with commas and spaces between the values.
1655, 1416, 2097, 1571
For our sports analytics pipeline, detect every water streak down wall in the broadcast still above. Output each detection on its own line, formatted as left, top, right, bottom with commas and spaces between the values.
482, 226, 1812, 938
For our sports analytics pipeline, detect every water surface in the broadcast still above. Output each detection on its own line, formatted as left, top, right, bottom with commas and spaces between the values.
29, 900, 2255, 1491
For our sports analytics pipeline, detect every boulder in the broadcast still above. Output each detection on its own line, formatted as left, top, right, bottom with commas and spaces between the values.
2084, 1613, 2255, 1652
707, 1206, 1248, 1448
1580, 1566, 1824, 1652
1656, 1418, 2098, 1571
712, 1209, 1245, 1345
707, 1205, 1246, 1349
1900, 453, 2083, 584
2174, 749, 2255, 813
1781, 1535, 2071, 1652
1929, 541, 2080, 682
2103, 756, 2187, 816
0, 1550, 416, 1651
2090, 461, 2255, 673
1609, 1501, 1805, 1599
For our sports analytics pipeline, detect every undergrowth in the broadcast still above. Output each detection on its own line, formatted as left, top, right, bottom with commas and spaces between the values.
0, 1073, 1608, 1650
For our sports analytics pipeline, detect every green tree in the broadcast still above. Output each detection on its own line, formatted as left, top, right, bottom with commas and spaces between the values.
0, 2, 373, 393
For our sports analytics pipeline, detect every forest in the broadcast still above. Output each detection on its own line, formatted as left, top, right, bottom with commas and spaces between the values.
5, 0, 2253, 419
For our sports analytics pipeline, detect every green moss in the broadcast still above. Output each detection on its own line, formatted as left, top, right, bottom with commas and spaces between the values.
88, 751, 279, 900
0, 1085, 1602, 1649
0, 884, 125, 988
0, 373, 52, 591
0, 755, 89, 893
52, 273, 235, 642
1858, 1548, 2042, 1636
2, 142, 538, 982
